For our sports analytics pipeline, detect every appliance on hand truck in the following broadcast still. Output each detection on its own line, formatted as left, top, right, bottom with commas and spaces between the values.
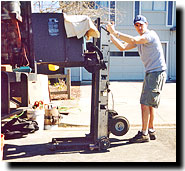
31, 13, 130, 151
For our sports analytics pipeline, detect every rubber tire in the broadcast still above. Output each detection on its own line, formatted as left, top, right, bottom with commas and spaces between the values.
99, 137, 110, 150
109, 115, 130, 136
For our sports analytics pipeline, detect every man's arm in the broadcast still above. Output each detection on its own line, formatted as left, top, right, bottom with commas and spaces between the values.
110, 34, 136, 51
114, 32, 148, 45
106, 23, 148, 44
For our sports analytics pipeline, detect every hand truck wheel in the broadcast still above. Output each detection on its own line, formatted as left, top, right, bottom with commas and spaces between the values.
99, 137, 110, 150
109, 115, 130, 136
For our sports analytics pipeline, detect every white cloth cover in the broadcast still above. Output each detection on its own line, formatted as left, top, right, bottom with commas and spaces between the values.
63, 13, 100, 40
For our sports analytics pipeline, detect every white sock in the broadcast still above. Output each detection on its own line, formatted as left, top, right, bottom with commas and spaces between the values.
142, 130, 148, 135
148, 128, 155, 133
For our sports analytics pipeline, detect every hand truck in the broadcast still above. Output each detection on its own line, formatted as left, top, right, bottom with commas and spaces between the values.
49, 25, 130, 151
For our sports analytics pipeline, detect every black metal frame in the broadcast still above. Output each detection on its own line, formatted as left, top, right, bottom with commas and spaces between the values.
49, 69, 102, 151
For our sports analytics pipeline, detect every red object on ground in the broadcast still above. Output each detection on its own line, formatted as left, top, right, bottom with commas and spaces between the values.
34, 101, 39, 107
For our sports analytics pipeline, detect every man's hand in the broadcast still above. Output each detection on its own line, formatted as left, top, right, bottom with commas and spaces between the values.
106, 22, 116, 35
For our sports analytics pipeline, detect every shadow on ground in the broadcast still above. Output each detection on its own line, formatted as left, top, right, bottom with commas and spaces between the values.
3, 137, 133, 161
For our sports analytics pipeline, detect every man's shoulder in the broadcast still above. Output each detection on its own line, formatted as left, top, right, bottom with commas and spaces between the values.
145, 29, 155, 35
147, 30, 158, 37
144, 30, 159, 42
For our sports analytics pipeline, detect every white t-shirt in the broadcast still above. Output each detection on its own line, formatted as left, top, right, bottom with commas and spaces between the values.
136, 30, 167, 73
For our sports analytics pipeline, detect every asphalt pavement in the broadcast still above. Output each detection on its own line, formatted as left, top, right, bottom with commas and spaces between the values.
2, 81, 178, 164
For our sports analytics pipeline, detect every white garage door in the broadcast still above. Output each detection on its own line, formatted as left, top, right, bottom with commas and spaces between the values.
109, 56, 145, 80
109, 42, 168, 81
108, 44, 145, 81
82, 67, 92, 81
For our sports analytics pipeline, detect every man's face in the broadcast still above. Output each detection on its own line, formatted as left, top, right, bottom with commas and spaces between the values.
134, 22, 148, 35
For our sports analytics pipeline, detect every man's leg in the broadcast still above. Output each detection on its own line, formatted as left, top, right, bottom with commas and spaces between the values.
141, 105, 156, 132
129, 104, 150, 143
141, 104, 150, 132
148, 106, 157, 140
130, 71, 166, 143
148, 106, 155, 129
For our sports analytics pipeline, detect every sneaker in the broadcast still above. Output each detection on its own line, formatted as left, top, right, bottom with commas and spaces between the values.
129, 131, 149, 143
148, 130, 157, 140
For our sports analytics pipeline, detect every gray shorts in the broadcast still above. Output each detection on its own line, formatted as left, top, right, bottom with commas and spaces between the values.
140, 71, 166, 108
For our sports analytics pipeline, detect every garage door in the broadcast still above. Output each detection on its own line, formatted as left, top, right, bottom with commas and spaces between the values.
109, 42, 168, 81
82, 67, 92, 81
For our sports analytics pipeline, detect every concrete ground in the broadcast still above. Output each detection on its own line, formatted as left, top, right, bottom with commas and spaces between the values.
53, 81, 176, 127
2, 81, 178, 164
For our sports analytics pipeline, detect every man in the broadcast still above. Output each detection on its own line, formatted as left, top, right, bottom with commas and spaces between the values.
106, 15, 167, 143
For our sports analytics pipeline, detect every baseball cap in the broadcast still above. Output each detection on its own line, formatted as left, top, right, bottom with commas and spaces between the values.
134, 15, 147, 25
